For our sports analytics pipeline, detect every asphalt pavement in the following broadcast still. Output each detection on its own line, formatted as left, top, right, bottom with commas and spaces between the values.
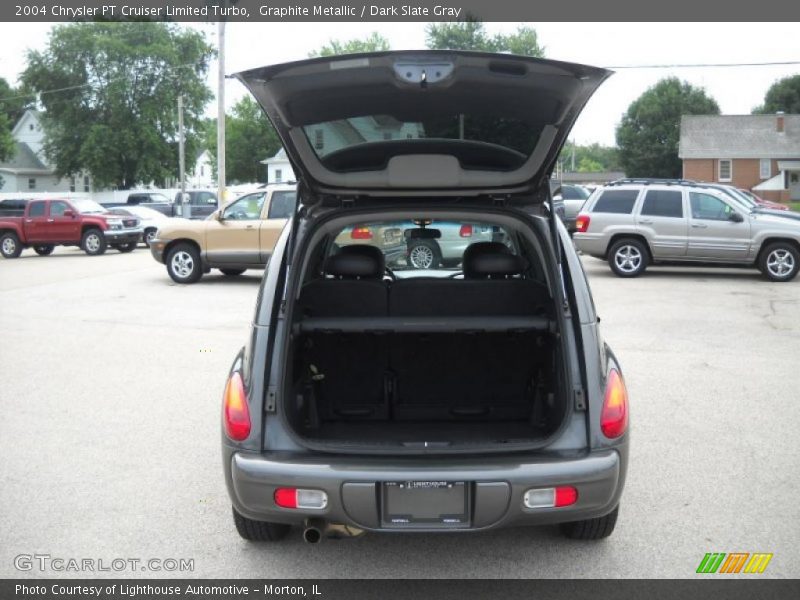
1, 246, 798, 578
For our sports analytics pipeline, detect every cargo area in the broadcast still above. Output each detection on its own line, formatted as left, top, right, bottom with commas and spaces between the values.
280, 240, 569, 453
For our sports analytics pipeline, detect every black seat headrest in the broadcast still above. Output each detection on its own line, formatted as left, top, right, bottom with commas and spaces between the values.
463, 242, 524, 279
324, 244, 385, 279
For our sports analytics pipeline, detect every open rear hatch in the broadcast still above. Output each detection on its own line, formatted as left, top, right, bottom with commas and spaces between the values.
235, 51, 610, 197
236, 52, 610, 454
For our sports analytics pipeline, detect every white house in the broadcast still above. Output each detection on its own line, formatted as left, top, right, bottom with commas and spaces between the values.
0, 110, 91, 194
260, 148, 296, 184
188, 149, 215, 188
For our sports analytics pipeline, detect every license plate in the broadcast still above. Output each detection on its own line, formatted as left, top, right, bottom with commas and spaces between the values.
382, 481, 469, 528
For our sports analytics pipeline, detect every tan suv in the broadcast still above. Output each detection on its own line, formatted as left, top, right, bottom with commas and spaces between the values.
149, 184, 297, 283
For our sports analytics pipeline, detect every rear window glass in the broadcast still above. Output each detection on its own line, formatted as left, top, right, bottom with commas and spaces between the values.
304, 114, 539, 172
592, 190, 639, 214
331, 220, 515, 275
641, 190, 683, 218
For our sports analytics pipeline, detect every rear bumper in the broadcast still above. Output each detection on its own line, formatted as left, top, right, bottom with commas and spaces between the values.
224, 447, 626, 532
572, 233, 608, 257
149, 239, 167, 264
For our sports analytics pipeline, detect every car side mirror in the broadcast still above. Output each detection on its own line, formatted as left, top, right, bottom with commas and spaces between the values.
729, 212, 744, 223
63, 209, 75, 218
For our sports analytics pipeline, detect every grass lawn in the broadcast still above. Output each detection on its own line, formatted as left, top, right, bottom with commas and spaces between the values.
789, 202, 800, 212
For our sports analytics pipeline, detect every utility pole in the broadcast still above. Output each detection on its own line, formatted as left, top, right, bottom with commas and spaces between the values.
216, 19, 226, 213
178, 95, 189, 218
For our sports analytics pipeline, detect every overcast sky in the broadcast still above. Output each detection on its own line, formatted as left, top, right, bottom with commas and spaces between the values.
1, 22, 799, 145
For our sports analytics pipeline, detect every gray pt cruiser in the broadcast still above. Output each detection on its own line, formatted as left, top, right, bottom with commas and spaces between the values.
221, 51, 629, 543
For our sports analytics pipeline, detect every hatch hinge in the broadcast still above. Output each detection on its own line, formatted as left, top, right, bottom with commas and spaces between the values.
573, 387, 586, 411
340, 197, 356, 209
265, 385, 278, 413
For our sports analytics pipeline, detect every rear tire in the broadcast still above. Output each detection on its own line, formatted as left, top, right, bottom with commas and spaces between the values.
117, 242, 136, 253
407, 239, 442, 269
232, 507, 291, 542
1, 232, 22, 258
34, 244, 55, 256
166, 242, 202, 284
220, 268, 246, 276
608, 238, 648, 278
560, 505, 619, 540
758, 242, 799, 282
561, 505, 619, 540
81, 229, 107, 256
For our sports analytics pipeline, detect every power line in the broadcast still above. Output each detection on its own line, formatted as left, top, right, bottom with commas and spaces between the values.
606, 60, 800, 69
2, 59, 798, 105
0, 62, 204, 104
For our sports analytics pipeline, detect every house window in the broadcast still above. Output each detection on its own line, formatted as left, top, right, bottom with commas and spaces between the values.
314, 129, 324, 150
760, 159, 771, 179
29, 124, 34, 131
28, 178, 36, 190
200, 166, 204, 176
274, 169, 282, 183
83, 176, 90, 192
70, 177, 76, 192
718, 159, 732, 182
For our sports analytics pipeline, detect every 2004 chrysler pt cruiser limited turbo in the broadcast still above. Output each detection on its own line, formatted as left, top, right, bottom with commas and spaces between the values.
220, 51, 629, 543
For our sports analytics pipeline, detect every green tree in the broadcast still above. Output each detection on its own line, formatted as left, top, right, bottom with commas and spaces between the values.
558, 142, 621, 173
425, 21, 544, 57
21, 22, 214, 189
753, 74, 800, 114
616, 78, 719, 178
309, 32, 390, 57
205, 97, 281, 184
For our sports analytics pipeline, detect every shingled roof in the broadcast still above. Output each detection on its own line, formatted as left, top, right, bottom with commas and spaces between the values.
0, 141, 50, 174
679, 114, 800, 159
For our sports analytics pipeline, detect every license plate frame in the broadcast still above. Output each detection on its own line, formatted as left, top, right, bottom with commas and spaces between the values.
381, 481, 470, 528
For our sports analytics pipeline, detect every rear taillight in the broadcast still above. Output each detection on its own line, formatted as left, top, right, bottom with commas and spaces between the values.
459, 224, 473, 237
601, 368, 628, 439
274, 488, 328, 509
575, 214, 591, 233
350, 226, 373, 240
223, 372, 250, 441
523, 486, 578, 508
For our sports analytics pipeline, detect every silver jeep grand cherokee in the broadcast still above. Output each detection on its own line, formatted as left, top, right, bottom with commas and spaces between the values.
221, 51, 628, 544
573, 179, 800, 281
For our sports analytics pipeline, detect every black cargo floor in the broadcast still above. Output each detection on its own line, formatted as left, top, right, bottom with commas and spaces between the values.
303, 421, 543, 447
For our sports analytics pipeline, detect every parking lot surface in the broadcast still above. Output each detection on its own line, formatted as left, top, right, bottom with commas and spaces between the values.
1, 247, 798, 578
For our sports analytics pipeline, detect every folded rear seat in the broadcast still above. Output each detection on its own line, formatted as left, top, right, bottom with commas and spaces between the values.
297, 245, 390, 420
389, 242, 551, 420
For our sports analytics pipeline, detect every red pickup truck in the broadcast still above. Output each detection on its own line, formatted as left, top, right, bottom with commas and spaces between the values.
0, 198, 142, 258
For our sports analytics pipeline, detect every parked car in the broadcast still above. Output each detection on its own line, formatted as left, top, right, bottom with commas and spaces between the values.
149, 184, 296, 283
108, 205, 170, 246
0, 198, 141, 258
0, 198, 31, 217
551, 184, 592, 233
401, 220, 494, 268
115, 190, 218, 219
573, 179, 800, 281
737, 188, 790, 211
220, 51, 628, 544
693, 182, 800, 221
333, 223, 406, 267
